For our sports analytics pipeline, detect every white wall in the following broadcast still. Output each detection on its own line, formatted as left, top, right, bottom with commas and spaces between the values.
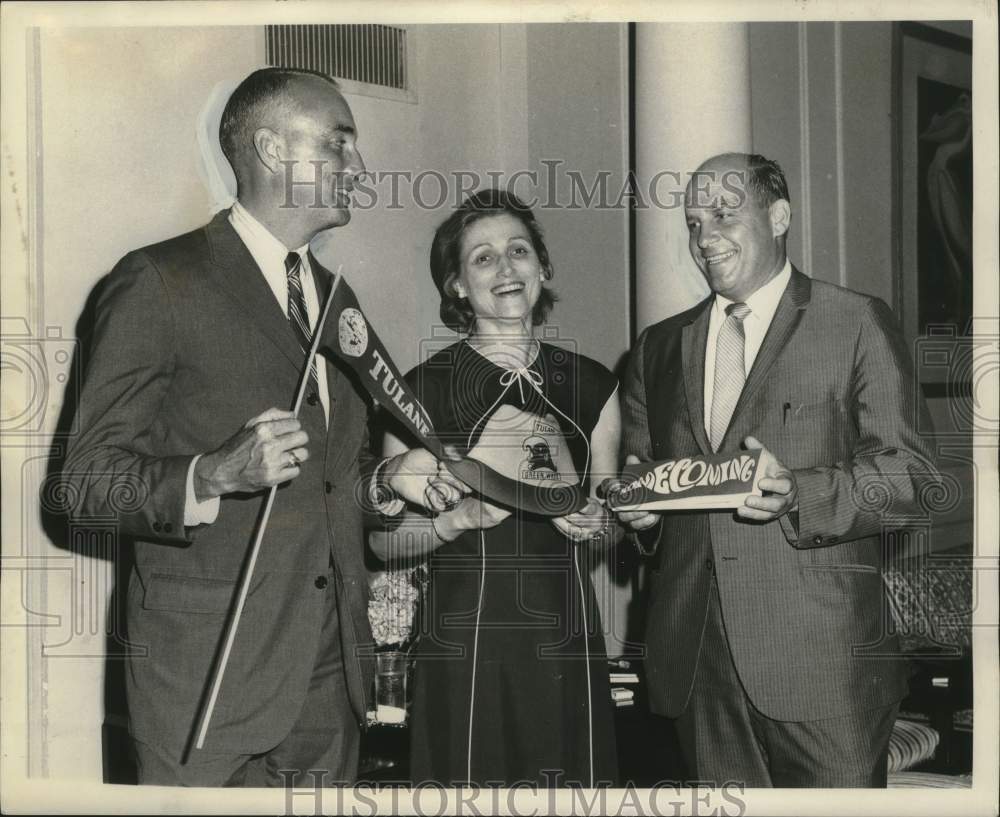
39, 26, 267, 320
314, 24, 518, 370
526, 23, 631, 371
750, 22, 895, 303
321, 24, 630, 373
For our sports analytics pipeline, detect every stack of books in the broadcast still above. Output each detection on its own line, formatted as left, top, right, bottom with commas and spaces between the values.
609, 659, 639, 708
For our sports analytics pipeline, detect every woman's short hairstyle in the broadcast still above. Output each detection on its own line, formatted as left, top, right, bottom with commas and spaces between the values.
430, 189, 557, 332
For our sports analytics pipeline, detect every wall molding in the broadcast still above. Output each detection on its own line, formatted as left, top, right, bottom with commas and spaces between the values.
833, 22, 848, 287
797, 23, 813, 276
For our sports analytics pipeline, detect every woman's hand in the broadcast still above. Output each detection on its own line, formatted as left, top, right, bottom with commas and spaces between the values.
615, 509, 661, 531
551, 498, 612, 543
383, 449, 467, 513
432, 496, 512, 542
459, 497, 512, 530
425, 459, 472, 513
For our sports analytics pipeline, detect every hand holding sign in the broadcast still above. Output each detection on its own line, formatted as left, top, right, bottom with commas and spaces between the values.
610, 455, 661, 531
552, 497, 612, 543
606, 449, 764, 514
736, 436, 798, 522
429, 494, 512, 542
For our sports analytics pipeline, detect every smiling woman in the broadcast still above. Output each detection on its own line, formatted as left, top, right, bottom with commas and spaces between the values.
430, 189, 557, 338
368, 190, 624, 787
453, 213, 545, 328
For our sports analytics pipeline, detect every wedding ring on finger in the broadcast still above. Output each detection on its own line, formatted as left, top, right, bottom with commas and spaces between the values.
287, 452, 300, 468
437, 485, 461, 511
588, 513, 611, 541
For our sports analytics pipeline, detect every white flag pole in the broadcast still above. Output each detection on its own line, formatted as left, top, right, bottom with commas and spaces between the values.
193, 267, 342, 751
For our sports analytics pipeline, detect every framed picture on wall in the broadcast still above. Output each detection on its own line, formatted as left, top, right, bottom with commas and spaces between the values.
894, 21, 973, 400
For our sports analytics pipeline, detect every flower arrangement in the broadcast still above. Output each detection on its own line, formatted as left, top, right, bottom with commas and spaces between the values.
368, 566, 426, 648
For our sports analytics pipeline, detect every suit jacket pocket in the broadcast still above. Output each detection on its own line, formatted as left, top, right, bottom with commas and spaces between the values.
801, 564, 880, 598
792, 397, 846, 418
142, 572, 236, 615
783, 398, 851, 468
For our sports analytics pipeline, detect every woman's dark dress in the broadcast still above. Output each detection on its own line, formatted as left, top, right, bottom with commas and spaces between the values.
405, 340, 619, 787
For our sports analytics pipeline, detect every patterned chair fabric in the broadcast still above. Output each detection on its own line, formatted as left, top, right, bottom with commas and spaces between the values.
888, 771, 972, 788
887, 718, 940, 773
952, 708, 973, 731
883, 558, 972, 653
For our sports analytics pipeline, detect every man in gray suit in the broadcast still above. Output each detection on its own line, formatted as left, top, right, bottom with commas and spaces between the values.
63, 68, 441, 786
617, 152, 936, 787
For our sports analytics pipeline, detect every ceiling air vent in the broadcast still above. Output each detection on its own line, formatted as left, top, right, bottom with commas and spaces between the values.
265, 24, 416, 103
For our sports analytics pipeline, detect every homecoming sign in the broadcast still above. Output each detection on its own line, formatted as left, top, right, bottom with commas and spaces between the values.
316, 277, 588, 517
606, 449, 764, 511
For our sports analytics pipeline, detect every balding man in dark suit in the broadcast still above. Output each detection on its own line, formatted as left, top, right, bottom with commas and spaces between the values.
63, 67, 442, 787
617, 153, 937, 787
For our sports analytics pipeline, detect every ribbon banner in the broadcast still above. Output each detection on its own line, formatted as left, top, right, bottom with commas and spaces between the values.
317, 278, 588, 516
606, 449, 764, 512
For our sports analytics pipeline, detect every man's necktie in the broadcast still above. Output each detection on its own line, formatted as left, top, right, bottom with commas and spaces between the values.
285, 251, 320, 390
709, 302, 751, 451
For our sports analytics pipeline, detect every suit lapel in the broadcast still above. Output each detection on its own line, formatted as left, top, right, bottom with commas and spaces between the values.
722, 267, 812, 447
205, 218, 362, 471
682, 298, 713, 456
204, 211, 304, 371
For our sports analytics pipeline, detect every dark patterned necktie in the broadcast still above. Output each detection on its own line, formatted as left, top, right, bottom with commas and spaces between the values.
709, 302, 751, 451
285, 251, 319, 390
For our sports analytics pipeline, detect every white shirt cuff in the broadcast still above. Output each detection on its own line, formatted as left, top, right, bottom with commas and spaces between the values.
184, 455, 220, 526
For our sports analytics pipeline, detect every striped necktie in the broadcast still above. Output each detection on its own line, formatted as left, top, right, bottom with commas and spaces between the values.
285, 251, 319, 389
709, 302, 751, 451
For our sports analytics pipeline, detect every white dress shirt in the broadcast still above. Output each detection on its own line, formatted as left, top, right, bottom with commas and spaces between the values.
703, 260, 792, 438
184, 202, 331, 526
228, 202, 331, 422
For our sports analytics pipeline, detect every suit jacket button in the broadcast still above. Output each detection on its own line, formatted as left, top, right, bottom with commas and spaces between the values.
152, 521, 162, 532
163, 522, 173, 534
307, 393, 320, 406
704, 559, 714, 572
325, 481, 334, 494
813, 535, 823, 545
315, 575, 328, 589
